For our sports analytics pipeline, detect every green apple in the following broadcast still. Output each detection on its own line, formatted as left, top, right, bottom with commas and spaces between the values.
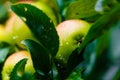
5, 13, 35, 49
2, 51, 35, 80
55, 20, 91, 64
31, 1, 58, 26
0, 25, 6, 42
0, 24, 13, 44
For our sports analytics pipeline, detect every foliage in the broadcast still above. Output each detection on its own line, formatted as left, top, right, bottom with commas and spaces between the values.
0, 0, 120, 80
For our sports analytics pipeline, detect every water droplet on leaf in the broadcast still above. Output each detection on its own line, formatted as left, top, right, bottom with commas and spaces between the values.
21, 17, 27, 22
24, 7, 28, 12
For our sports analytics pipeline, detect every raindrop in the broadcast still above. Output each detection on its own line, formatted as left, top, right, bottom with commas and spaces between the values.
21, 17, 27, 22
57, 64, 60, 67
73, 72, 77, 75
60, 57, 64, 61
42, 27, 44, 29
13, 36, 18, 40
24, 7, 28, 12
50, 19, 52, 23
66, 42, 69, 45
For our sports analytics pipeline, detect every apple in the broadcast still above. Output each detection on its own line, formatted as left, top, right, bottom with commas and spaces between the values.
2, 51, 35, 80
0, 25, 6, 42
55, 20, 91, 64
0, 24, 13, 45
31, 1, 58, 26
5, 13, 35, 49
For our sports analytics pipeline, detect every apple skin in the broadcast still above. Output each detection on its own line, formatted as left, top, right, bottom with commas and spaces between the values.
0, 25, 6, 42
0, 24, 13, 44
55, 20, 91, 64
32, 1, 58, 26
2, 51, 35, 80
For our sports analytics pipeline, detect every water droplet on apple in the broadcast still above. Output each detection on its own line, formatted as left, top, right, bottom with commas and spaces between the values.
13, 35, 18, 40
66, 42, 69, 45
24, 7, 28, 12
21, 40, 24, 45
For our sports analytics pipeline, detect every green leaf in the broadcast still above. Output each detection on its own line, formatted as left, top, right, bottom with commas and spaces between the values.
66, 4, 120, 79
95, 0, 113, 13
10, 58, 27, 80
66, 62, 85, 80
117, 0, 120, 3
66, 38, 96, 79
21, 72, 36, 80
107, 22, 120, 80
109, 21, 120, 63
65, 0, 100, 22
78, 4, 120, 54
51, 62, 59, 80
84, 23, 120, 80
0, 4, 9, 23
0, 42, 10, 63
67, 48, 84, 72
22, 39, 51, 75
11, 3, 59, 57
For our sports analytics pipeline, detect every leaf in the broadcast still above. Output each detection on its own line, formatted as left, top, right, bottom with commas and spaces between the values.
118, 0, 120, 3
83, 40, 97, 64
10, 58, 27, 80
106, 22, 120, 80
66, 62, 85, 80
66, 4, 120, 80
67, 48, 84, 72
95, 0, 112, 13
78, 4, 120, 54
11, 3, 59, 57
0, 42, 10, 63
65, 0, 100, 22
21, 72, 36, 80
84, 22, 120, 80
109, 21, 120, 63
22, 39, 51, 75
50, 62, 59, 80
0, 4, 9, 23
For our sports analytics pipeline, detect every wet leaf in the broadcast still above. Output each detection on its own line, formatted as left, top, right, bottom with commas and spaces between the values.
22, 39, 51, 75
0, 42, 10, 63
10, 58, 27, 80
11, 3, 59, 57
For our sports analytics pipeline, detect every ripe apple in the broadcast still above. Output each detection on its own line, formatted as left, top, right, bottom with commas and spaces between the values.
32, 1, 58, 26
55, 20, 91, 64
2, 51, 35, 80
5, 13, 35, 49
